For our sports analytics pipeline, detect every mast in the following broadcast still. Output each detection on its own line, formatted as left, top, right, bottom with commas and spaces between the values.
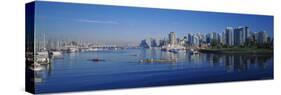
43, 33, 46, 50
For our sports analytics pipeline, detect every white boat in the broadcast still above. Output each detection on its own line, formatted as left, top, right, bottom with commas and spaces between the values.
67, 48, 79, 53
51, 51, 62, 56
189, 49, 199, 54
29, 63, 43, 71
88, 48, 99, 51
36, 51, 49, 56
35, 55, 50, 64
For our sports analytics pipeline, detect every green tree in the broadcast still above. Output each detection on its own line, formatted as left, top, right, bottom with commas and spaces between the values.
210, 39, 219, 48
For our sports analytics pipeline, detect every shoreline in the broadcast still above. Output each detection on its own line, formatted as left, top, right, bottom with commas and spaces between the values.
199, 48, 273, 54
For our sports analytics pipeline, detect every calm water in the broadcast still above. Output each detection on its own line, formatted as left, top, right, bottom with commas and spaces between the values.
34, 48, 273, 93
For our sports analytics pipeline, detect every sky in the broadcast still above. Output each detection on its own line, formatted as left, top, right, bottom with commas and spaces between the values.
35, 1, 274, 46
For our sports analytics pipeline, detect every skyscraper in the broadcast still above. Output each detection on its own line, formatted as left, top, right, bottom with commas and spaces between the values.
192, 34, 200, 47
187, 33, 192, 45
150, 38, 158, 47
169, 32, 176, 45
234, 26, 250, 46
222, 32, 225, 45
225, 27, 234, 46
234, 27, 242, 46
257, 31, 268, 45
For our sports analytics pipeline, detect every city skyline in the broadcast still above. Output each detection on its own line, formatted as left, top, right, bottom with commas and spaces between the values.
35, 1, 273, 46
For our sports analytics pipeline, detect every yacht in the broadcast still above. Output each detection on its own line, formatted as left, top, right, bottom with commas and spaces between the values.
51, 51, 62, 56
29, 63, 43, 71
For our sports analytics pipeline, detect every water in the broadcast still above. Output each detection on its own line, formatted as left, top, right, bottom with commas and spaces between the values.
34, 48, 273, 93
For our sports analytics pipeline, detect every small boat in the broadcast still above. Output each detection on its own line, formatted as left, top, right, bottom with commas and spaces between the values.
35, 56, 50, 64
88, 48, 99, 51
89, 58, 105, 62
51, 51, 62, 56
169, 49, 179, 53
189, 49, 199, 54
67, 48, 78, 53
29, 63, 43, 71
36, 51, 49, 56
193, 50, 199, 54
129, 54, 138, 56
139, 59, 177, 63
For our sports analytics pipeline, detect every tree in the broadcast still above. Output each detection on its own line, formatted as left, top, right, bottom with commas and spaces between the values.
210, 39, 219, 48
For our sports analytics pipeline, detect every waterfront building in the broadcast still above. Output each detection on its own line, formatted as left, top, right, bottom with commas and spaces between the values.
139, 39, 150, 48
234, 27, 242, 46
150, 38, 158, 47
192, 34, 200, 47
233, 26, 250, 46
180, 36, 188, 46
221, 32, 225, 45
219, 33, 224, 44
211, 32, 218, 41
225, 27, 234, 46
244, 26, 251, 40
159, 39, 168, 47
169, 32, 177, 46
257, 31, 268, 45
187, 33, 192, 44
139, 38, 159, 48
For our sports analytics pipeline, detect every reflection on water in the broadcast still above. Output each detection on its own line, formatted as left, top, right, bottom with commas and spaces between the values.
138, 49, 272, 72
206, 53, 272, 72
33, 63, 52, 84
35, 48, 273, 93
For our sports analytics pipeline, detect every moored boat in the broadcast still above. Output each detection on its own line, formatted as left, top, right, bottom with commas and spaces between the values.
29, 63, 44, 71
139, 58, 177, 63
51, 51, 62, 56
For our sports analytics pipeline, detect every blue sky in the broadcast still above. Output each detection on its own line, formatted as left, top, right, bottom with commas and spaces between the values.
35, 1, 273, 45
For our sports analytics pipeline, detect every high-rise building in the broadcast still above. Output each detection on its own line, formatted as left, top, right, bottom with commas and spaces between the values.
169, 32, 176, 45
225, 27, 234, 46
192, 34, 200, 47
139, 39, 151, 48
233, 26, 250, 46
205, 33, 211, 44
150, 38, 158, 47
212, 32, 218, 41
221, 32, 225, 45
181, 36, 188, 46
187, 33, 193, 44
234, 27, 242, 46
257, 31, 268, 45
244, 26, 250, 39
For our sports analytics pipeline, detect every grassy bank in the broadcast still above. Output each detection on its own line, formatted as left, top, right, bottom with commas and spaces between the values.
199, 48, 273, 54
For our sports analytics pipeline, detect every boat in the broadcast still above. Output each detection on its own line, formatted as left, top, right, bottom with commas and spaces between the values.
29, 63, 43, 71
189, 49, 199, 54
169, 49, 179, 53
89, 58, 105, 62
192, 50, 199, 54
35, 55, 50, 64
36, 51, 49, 56
87, 48, 99, 51
139, 58, 177, 63
51, 51, 62, 56
67, 47, 79, 53
161, 47, 170, 51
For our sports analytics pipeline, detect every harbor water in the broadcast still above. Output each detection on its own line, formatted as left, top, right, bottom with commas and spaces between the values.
34, 48, 273, 93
